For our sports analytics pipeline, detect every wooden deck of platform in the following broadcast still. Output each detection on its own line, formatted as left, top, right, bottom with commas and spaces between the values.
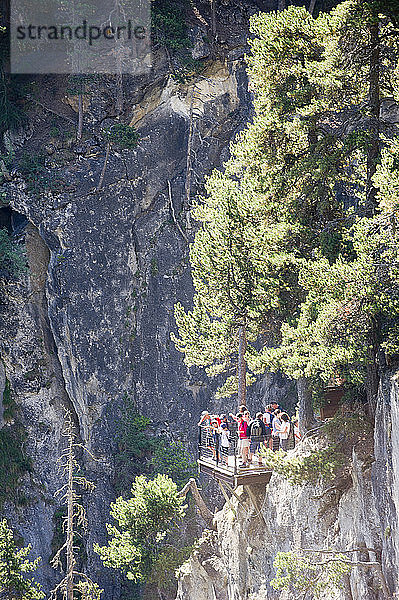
198, 456, 272, 488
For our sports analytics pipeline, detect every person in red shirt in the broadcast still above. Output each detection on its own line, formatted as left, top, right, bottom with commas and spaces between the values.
236, 413, 250, 467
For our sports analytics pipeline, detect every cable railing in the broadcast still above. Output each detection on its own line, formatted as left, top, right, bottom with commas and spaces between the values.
198, 423, 297, 476
198, 426, 272, 475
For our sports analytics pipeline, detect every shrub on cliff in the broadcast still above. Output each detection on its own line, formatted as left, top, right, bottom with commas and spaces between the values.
0, 519, 44, 600
0, 228, 26, 278
105, 124, 140, 150
94, 474, 185, 583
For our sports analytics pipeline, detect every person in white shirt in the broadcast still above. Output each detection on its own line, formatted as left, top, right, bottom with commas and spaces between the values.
272, 410, 282, 452
279, 412, 291, 451
219, 423, 230, 465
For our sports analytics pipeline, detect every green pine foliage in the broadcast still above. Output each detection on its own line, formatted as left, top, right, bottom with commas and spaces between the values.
271, 550, 351, 598
150, 440, 197, 488
0, 425, 31, 505
152, 0, 190, 51
94, 474, 185, 583
114, 406, 196, 493
260, 410, 372, 484
105, 124, 140, 150
151, 0, 203, 81
18, 152, 63, 197
173, 1, 399, 404
260, 446, 345, 484
0, 519, 44, 600
0, 229, 26, 278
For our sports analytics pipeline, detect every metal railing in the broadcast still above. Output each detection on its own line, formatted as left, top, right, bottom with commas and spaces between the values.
198, 423, 297, 475
198, 425, 240, 475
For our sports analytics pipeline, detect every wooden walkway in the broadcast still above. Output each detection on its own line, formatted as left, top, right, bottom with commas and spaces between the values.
198, 455, 272, 488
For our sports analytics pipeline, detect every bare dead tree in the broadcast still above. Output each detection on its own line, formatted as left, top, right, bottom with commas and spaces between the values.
50, 412, 102, 600
96, 140, 111, 193
297, 548, 391, 600
77, 92, 83, 142
308, 0, 316, 15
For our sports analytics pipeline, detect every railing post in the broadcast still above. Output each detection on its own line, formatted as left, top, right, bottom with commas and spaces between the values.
234, 435, 237, 475
198, 426, 201, 460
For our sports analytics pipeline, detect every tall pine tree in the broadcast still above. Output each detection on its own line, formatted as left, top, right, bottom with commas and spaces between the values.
174, 1, 399, 429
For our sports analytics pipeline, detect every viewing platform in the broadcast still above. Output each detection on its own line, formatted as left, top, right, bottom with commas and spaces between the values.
197, 426, 273, 489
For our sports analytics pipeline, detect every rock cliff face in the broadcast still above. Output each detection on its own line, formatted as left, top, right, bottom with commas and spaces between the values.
176, 369, 399, 600
1, 1, 297, 596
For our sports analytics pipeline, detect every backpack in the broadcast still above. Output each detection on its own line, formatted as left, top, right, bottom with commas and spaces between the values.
250, 419, 265, 442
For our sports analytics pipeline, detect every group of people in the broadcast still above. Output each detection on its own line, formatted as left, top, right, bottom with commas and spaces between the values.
198, 402, 301, 468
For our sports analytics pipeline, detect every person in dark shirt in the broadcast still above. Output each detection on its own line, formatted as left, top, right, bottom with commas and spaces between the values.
249, 412, 267, 464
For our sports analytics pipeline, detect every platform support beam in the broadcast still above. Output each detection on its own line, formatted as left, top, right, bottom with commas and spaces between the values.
244, 485, 267, 525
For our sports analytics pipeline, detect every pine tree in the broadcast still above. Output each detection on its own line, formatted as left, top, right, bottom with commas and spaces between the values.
173, 1, 399, 430
94, 474, 186, 586
0, 519, 44, 600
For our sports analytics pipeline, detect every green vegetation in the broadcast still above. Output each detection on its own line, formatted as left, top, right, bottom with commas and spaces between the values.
152, 0, 204, 81
146, 543, 195, 598
18, 152, 62, 197
95, 474, 185, 582
114, 403, 196, 494
105, 123, 140, 150
0, 518, 44, 599
173, 1, 399, 429
107, 406, 197, 597
152, 0, 190, 52
0, 425, 31, 505
0, 229, 26, 278
151, 440, 197, 488
260, 410, 372, 485
261, 446, 345, 485
2, 378, 17, 421
271, 550, 351, 599
0, 26, 29, 136
150, 258, 158, 276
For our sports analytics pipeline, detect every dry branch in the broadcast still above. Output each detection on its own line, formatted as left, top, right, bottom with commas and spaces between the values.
179, 478, 215, 528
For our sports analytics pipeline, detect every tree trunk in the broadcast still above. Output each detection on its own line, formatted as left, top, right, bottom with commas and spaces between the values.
308, 0, 316, 15
366, 17, 380, 215
96, 140, 111, 192
115, 73, 124, 114
237, 323, 247, 407
366, 320, 380, 417
210, 0, 217, 38
297, 376, 316, 434
77, 92, 83, 142
185, 87, 195, 210
66, 435, 74, 600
